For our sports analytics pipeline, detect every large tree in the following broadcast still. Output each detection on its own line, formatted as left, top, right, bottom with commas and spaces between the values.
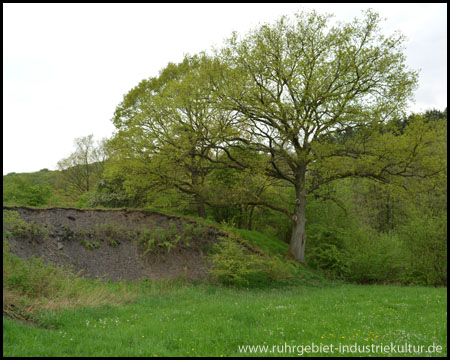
108, 55, 234, 217
210, 9, 420, 262
57, 134, 106, 194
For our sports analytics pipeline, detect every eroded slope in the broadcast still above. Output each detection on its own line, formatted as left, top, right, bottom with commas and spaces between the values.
3, 206, 224, 281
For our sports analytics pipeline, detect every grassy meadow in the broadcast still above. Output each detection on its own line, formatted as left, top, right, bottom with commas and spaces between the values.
3, 282, 447, 357
3, 215, 447, 357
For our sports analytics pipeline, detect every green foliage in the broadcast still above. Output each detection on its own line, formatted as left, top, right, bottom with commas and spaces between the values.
305, 190, 447, 286
135, 221, 182, 255
2, 6, 446, 285
308, 243, 350, 280
3, 175, 52, 206
398, 211, 447, 286
93, 223, 123, 247
142, 228, 159, 255
4, 246, 70, 299
86, 169, 146, 208
344, 228, 408, 284
208, 234, 266, 286
259, 255, 301, 285
56, 135, 106, 195
180, 220, 207, 247
3, 232, 79, 305
3, 210, 49, 243
306, 220, 351, 280
3, 168, 77, 207
71, 191, 94, 208
3, 241, 135, 324
306, 198, 407, 284
3, 210, 27, 238
303, 120, 447, 286
207, 228, 309, 287
107, 55, 229, 219
158, 239, 176, 253
80, 239, 100, 250
136, 228, 153, 245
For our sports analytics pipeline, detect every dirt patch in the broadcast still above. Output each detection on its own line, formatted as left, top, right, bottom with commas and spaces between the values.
3, 206, 226, 281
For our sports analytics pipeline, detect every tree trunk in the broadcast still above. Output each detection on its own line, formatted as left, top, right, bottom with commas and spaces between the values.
195, 194, 206, 218
236, 205, 242, 228
247, 205, 255, 230
289, 168, 307, 263
191, 164, 206, 218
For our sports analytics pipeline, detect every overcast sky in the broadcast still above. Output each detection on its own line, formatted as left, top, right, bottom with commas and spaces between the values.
3, 3, 447, 175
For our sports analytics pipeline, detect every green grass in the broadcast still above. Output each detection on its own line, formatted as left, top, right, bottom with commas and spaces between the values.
3, 208, 447, 357
233, 228, 289, 256
3, 284, 447, 357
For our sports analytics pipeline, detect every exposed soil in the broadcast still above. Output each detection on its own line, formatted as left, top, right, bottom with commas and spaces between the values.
3, 206, 226, 281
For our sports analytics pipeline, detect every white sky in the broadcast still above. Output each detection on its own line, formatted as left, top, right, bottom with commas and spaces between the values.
3, 3, 447, 175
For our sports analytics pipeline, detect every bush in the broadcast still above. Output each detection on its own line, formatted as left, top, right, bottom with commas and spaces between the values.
4, 246, 72, 298
397, 212, 447, 286
3, 210, 49, 243
208, 234, 266, 286
262, 255, 297, 284
308, 243, 350, 280
3, 177, 51, 206
345, 228, 408, 284
207, 233, 301, 287
306, 225, 350, 279
3, 239, 135, 321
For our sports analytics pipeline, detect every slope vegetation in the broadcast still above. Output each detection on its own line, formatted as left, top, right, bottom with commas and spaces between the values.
3, 206, 225, 281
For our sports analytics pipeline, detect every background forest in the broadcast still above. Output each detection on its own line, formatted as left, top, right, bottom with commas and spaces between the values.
4, 108, 446, 286
4, 10, 447, 286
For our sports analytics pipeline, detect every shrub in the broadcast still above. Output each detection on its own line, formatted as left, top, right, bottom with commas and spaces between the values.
262, 255, 297, 284
3, 239, 135, 321
181, 221, 204, 246
81, 239, 100, 250
306, 225, 350, 279
397, 212, 447, 286
136, 224, 181, 255
3, 210, 48, 243
208, 234, 266, 286
345, 228, 408, 284
307, 243, 350, 280
3, 177, 51, 207
91, 223, 125, 247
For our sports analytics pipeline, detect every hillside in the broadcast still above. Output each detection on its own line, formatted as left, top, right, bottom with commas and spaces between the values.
3, 206, 225, 281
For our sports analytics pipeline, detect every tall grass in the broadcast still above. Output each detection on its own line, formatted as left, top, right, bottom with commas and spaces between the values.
3, 239, 137, 321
